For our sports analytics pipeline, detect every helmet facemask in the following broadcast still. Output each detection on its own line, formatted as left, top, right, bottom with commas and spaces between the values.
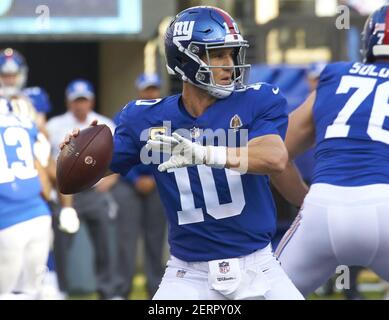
0, 49, 28, 98
194, 42, 250, 98
168, 35, 251, 99
0, 71, 27, 98
171, 38, 250, 99
0, 60, 28, 97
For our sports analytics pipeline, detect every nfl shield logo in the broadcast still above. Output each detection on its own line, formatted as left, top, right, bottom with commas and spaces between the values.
218, 261, 230, 274
190, 127, 201, 139
176, 269, 186, 278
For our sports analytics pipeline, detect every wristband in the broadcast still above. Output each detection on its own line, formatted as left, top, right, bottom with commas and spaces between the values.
205, 146, 227, 169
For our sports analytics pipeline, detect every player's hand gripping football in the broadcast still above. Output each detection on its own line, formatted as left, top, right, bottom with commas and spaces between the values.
59, 119, 98, 150
146, 132, 227, 172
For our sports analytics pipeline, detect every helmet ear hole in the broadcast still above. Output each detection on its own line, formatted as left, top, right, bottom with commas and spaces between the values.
178, 57, 189, 66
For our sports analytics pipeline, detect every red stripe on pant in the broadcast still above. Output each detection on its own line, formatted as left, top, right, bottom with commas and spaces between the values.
274, 212, 302, 258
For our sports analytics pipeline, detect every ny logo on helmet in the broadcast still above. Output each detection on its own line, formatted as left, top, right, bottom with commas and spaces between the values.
173, 21, 195, 39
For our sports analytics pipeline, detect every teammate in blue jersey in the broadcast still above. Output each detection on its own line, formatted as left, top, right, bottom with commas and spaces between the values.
272, 5, 389, 297
0, 48, 76, 299
62, 6, 303, 300
0, 97, 51, 299
23, 86, 52, 122
0, 48, 52, 161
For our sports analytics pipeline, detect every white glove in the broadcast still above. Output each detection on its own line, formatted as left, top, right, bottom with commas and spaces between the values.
146, 132, 227, 172
58, 207, 80, 234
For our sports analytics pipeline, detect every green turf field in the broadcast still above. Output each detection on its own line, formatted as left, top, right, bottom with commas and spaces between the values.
69, 270, 388, 300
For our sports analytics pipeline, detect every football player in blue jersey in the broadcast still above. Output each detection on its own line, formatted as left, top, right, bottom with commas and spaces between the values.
0, 48, 53, 131
22, 86, 52, 124
0, 97, 52, 299
0, 48, 78, 299
0, 49, 40, 124
0, 48, 28, 98
62, 6, 303, 300
272, 5, 389, 297
0, 48, 78, 234
0, 49, 52, 167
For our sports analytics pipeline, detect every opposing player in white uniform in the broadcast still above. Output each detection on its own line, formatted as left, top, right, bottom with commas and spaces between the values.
272, 5, 389, 296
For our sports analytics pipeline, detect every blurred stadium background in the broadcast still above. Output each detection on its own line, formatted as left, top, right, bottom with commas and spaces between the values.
2, 0, 389, 300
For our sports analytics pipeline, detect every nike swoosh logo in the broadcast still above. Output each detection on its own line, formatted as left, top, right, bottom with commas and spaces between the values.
272, 87, 280, 94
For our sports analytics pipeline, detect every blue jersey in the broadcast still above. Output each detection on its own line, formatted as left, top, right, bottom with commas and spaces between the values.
113, 110, 153, 185
0, 109, 50, 229
22, 87, 52, 114
110, 84, 288, 261
313, 61, 389, 186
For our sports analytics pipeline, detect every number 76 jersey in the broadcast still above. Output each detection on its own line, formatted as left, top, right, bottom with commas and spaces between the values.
313, 61, 389, 186
110, 84, 288, 262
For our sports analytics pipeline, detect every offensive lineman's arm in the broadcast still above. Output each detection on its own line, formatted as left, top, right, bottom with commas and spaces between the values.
270, 91, 317, 207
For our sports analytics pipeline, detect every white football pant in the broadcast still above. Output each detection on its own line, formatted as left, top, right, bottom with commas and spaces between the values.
0, 215, 51, 299
153, 244, 304, 300
276, 183, 389, 296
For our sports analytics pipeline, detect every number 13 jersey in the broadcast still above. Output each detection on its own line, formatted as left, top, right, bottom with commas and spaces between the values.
0, 104, 50, 230
110, 84, 288, 261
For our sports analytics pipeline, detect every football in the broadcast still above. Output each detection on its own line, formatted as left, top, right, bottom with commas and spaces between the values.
56, 124, 113, 194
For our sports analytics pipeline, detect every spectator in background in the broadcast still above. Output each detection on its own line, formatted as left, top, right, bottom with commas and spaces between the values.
23, 86, 52, 123
46, 79, 118, 299
111, 73, 167, 299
